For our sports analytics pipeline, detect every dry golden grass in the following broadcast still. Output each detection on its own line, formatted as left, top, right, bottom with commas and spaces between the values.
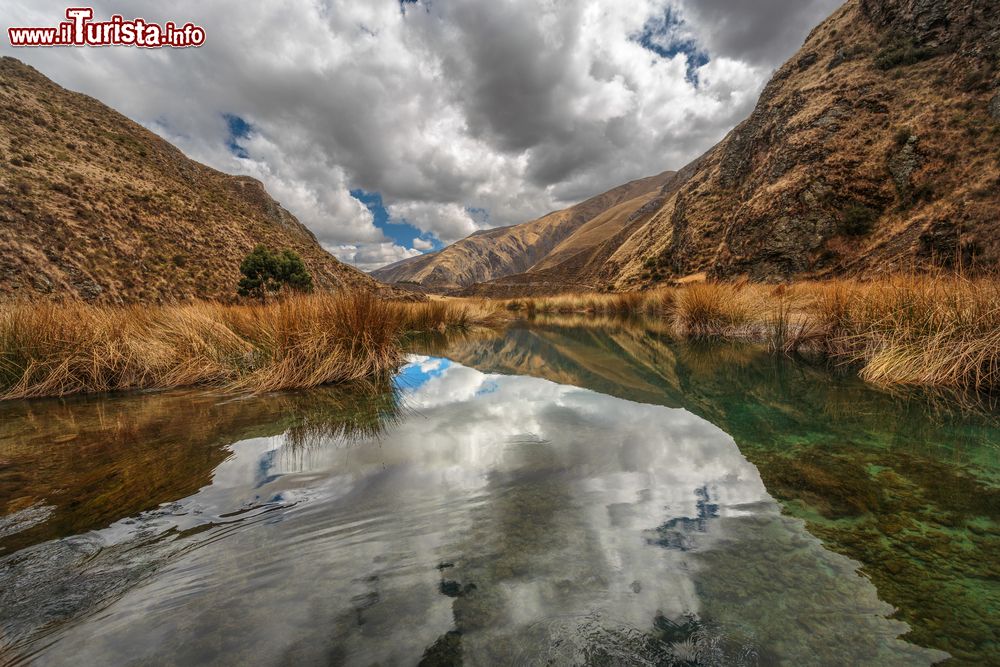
0, 293, 504, 400
4, 277, 995, 398
493, 275, 1000, 392
395, 298, 506, 332
671, 282, 763, 338
820, 276, 1000, 391
503, 288, 675, 317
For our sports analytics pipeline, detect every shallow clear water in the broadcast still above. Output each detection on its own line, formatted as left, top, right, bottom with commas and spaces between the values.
1, 320, 997, 666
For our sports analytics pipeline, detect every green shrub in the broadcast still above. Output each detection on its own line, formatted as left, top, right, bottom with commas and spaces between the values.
912, 183, 936, 204
875, 40, 941, 70
893, 127, 912, 148
960, 69, 990, 93
50, 181, 75, 196
237, 245, 314, 302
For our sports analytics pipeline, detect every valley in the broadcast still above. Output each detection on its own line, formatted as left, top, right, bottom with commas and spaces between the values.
1, 1, 998, 665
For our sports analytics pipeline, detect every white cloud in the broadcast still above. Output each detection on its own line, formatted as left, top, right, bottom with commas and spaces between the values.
328, 242, 422, 273
412, 237, 435, 252
388, 202, 480, 244
1, 0, 841, 268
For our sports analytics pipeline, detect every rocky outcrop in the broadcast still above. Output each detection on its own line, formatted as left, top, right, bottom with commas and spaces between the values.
859, 0, 1000, 55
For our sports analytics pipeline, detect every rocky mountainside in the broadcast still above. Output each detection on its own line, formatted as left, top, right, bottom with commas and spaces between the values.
383, 0, 1000, 295
371, 170, 675, 292
0, 57, 395, 303
596, 0, 1000, 288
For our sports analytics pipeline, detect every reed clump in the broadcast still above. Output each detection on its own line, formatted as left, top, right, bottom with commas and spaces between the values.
503, 287, 675, 317
0, 293, 503, 400
671, 282, 762, 338
396, 298, 506, 332
824, 276, 1000, 391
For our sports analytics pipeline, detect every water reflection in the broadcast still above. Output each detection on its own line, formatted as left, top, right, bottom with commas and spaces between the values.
0, 383, 401, 556
415, 318, 1000, 665
0, 352, 954, 665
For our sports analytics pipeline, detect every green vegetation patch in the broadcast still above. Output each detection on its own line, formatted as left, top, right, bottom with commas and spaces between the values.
841, 203, 879, 236
875, 39, 946, 71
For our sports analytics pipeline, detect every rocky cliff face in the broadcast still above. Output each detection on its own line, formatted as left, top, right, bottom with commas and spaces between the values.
595, 0, 1000, 286
0, 57, 397, 303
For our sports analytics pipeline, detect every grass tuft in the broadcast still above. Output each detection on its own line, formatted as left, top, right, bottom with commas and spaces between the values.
827, 276, 1000, 391
671, 283, 759, 338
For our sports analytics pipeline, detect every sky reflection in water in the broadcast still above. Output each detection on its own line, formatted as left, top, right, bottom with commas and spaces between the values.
0, 351, 953, 666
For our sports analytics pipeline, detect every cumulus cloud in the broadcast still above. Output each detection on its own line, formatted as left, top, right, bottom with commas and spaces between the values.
671, 0, 844, 66
387, 202, 480, 244
329, 242, 422, 272
2, 0, 841, 268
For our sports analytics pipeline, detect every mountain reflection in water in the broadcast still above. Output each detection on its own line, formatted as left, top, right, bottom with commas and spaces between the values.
0, 319, 996, 665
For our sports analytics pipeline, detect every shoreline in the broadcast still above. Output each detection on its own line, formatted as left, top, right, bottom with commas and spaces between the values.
490, 275, 1000, 393
3, 274, 997, 401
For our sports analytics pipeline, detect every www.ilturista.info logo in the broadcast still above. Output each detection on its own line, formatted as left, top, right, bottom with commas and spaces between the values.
8, 8, 205, 48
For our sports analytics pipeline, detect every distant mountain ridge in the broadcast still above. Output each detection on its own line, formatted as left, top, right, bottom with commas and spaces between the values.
0, 57, 397, 303
371, 170, 675, 292
378, 0, 1000, 295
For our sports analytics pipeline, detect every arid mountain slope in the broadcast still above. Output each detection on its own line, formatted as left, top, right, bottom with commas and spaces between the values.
371, 170, 674, 292
0, 57, 394, 303
415, 0, 1000, 295
456, 165, 701, 296
593, 0, 1000, 288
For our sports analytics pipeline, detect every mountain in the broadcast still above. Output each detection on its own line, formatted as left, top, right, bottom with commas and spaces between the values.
0, 57, 395, 304
381, 0, 1000, 294
595, 0, 1000, 288
371, 170, 675, 293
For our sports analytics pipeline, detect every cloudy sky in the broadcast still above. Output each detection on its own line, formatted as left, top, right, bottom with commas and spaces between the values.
2, 0, 841, 270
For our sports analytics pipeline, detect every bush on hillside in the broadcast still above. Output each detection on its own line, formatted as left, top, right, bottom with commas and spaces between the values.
237, 245, 314, 302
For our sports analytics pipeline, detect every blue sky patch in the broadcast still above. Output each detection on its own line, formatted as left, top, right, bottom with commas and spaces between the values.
351, 189, 443, 252
395, 357, 452, 392
475, 380, 499, 397
633, 9, 709, 85
224, 113, 252, 158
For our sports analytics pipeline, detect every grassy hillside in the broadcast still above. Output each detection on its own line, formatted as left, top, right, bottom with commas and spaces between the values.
0, 57, 393, 303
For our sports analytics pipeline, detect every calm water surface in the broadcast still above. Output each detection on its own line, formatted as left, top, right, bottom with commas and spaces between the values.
1, 319, 997, 666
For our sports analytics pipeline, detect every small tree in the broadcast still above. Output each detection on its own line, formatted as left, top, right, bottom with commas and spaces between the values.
276, 249, 314, 293
237, 245, 313, 302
